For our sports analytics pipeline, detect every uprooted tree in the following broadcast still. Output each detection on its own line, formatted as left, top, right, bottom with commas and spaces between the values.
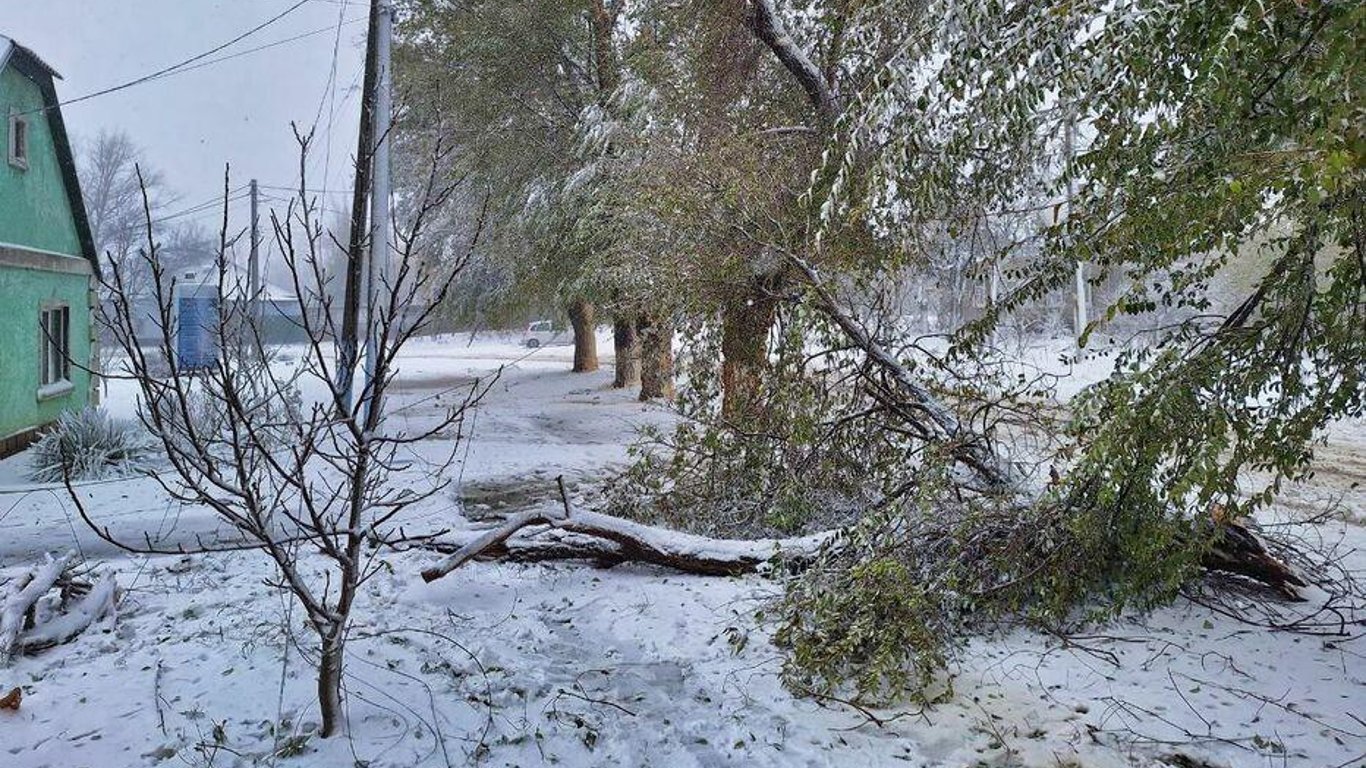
74, 130, 489, 738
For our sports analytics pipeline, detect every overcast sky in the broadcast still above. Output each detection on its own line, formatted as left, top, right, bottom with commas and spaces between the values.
5, 0, 367, 231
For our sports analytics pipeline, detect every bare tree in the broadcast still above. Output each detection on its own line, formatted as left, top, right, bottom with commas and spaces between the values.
72, 131, 489, 738
77, 130, 171, 284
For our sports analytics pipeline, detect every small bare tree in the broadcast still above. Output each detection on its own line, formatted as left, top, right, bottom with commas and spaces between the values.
71, 130, 488, 738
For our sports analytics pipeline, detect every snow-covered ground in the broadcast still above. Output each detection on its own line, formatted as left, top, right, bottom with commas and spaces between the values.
1, 333, 1362, 768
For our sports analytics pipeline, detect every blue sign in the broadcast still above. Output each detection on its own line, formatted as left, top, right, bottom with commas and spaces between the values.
176, 295, 220, 371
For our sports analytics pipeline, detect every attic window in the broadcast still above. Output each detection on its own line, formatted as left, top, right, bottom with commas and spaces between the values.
8, 110, 28, 170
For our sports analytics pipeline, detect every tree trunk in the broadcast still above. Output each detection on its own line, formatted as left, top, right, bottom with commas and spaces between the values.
568, 299, 599, 373
612, 316, 640, 388
721, 276, 781, 421
638, 314, 674, 401
317, 630, 345, 738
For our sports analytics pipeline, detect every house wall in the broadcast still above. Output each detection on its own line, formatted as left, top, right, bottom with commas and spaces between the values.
0, 61, 95, 453
0, 64, 83, 256
0, 249, 95, 444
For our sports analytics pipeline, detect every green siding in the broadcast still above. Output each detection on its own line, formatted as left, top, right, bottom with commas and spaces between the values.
0, 65, 82, 257
0, 262, 93, 439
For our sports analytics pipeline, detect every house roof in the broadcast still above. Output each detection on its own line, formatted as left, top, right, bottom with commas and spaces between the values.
0, 34, 62, 80
0, 33, 97, 275
179, 262, 303, 303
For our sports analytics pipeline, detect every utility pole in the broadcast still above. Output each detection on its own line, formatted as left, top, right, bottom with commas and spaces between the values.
337, 0, 380, 415
249, 178, 260, 304
362, 0, 393, 425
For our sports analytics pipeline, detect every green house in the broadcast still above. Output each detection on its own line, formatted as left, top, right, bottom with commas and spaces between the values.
0, 35, 99, 458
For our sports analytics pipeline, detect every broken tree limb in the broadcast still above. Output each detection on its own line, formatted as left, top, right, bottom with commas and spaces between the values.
1204, 520, 1308, 600
420, 508, 832, 582
422, 476, 1306, 600
420, 479, 833, 582
1, 554, 118, 662
1, 552, 75, 663
786, 253, 1019, 492
17, 575, 118, 654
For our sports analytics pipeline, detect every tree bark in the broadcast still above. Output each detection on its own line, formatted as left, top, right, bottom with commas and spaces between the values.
612, 316, 640, 388
721, 276, 781, 422
317, 630, 345, 738
638, 314, 674, 400
568, 298, 599, 372
743, 0, 839, 124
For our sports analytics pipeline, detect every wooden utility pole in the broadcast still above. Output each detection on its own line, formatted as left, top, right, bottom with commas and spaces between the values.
362, 0, 394, 423
249, 178, 260, 302
337, 0, 380, 414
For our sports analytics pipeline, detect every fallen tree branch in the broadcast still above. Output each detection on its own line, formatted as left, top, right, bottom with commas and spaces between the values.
786, 252, 1019, 492
1204, 519, 1308, 600
419, 478, 833, 582
17, 575, 118, 655
1, 553, 75, 663
1, 554, 117, 662
420, 491, 1311, 608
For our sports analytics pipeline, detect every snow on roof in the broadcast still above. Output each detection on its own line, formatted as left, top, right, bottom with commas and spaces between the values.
177, 262, 302, 302
0, 34, 63, 79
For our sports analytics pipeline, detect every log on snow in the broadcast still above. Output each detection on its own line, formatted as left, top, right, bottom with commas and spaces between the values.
422, 510, 1310, 600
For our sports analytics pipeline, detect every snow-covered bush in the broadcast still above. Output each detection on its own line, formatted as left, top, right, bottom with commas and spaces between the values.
27, 408, 156, 483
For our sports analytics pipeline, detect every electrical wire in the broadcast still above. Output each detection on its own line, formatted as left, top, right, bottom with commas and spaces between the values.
28, 0, 315, 114
152, 190, 253, 225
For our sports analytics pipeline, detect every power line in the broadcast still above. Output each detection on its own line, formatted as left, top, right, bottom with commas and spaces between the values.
152, 191, 253, 225
134, 17, 367, 85
29, 0, 314, 114
257, 183, 356, 195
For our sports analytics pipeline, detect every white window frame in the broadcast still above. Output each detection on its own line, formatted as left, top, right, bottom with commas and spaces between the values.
8, 108, 29, 170
38, 303, 73, 399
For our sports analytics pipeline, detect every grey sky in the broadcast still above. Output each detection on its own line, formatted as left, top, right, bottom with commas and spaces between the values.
4, 0, 367, 231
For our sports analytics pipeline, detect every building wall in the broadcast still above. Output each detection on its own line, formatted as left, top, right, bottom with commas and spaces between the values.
0, 249, 95, 442
0, 60, 95, 451
0, 64, 83, 256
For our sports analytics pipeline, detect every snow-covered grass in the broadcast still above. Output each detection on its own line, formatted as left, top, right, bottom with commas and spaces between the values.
25, 408, 156, 484
1, 333, 1362, 767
